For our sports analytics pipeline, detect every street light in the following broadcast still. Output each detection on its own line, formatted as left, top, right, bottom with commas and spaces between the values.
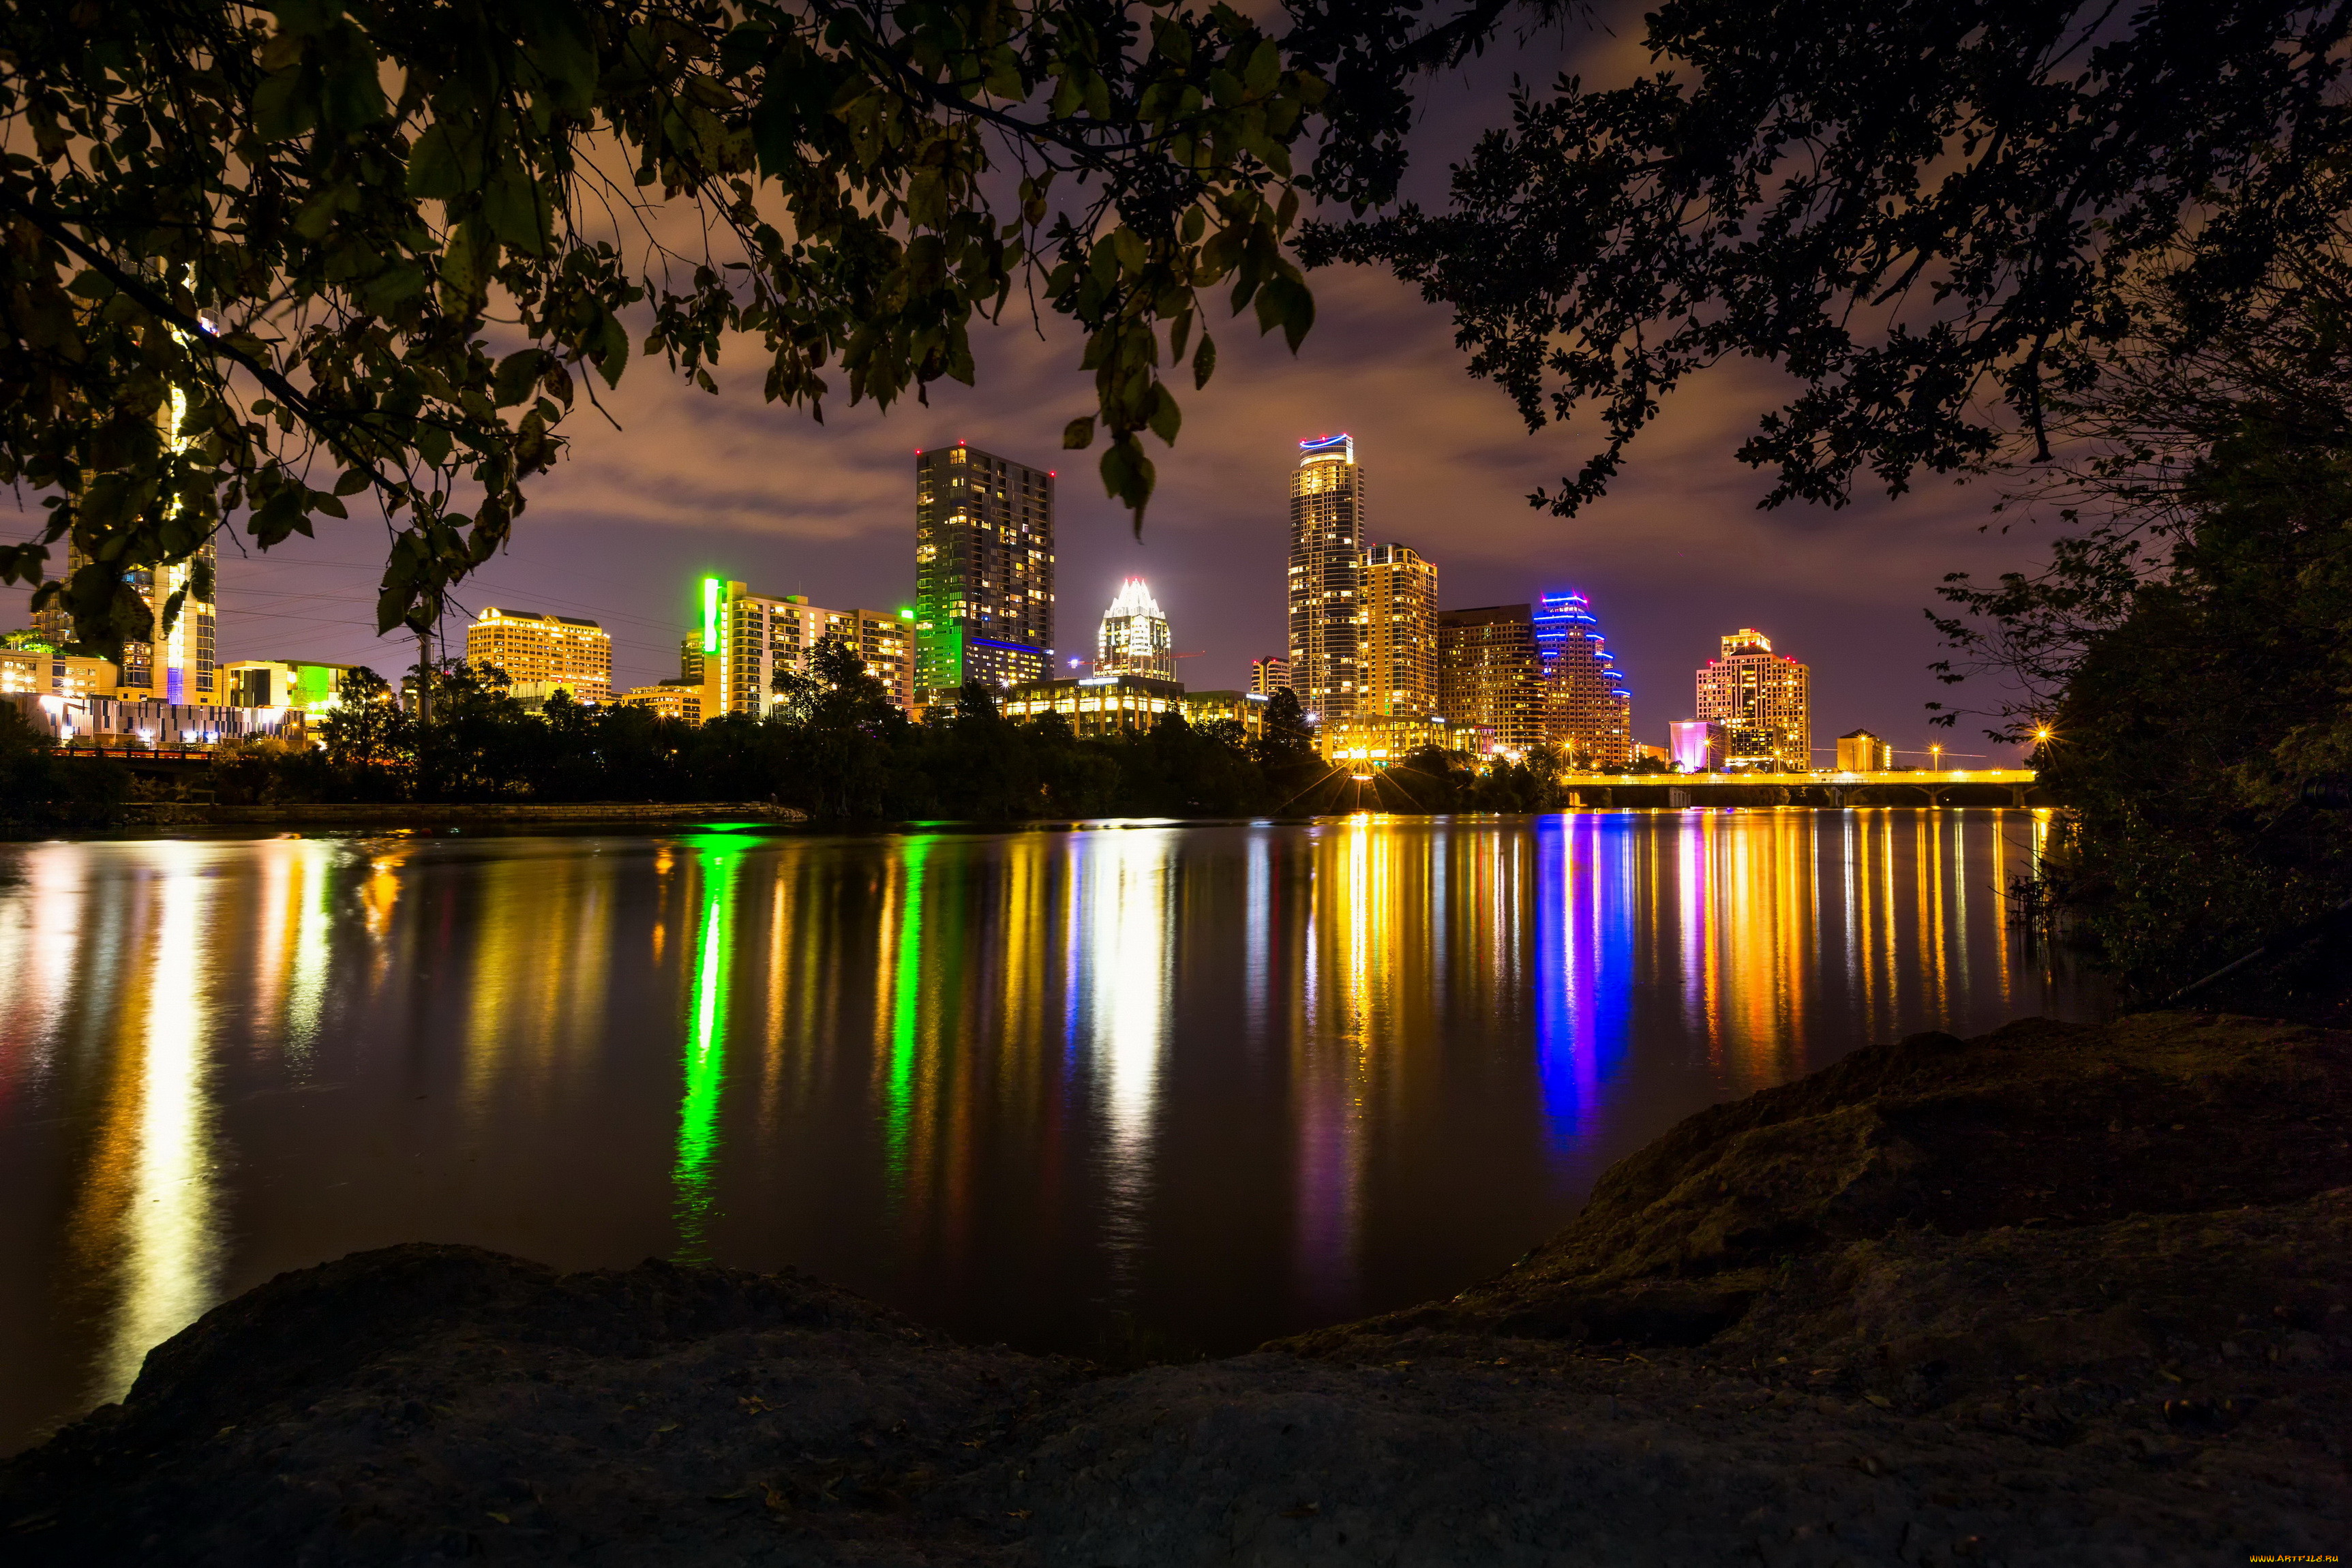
1929, 742, 1943, 772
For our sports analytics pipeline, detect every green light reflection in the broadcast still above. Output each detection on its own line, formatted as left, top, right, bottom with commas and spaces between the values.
672, 838, 744, 1261
884, 836, 931, 1189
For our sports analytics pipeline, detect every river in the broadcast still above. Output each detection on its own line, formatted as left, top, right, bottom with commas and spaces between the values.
0, 809, 2101, 1451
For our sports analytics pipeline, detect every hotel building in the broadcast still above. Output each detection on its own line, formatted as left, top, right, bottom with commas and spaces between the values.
1361, 543, 1438, 718
915, 442, 1055, 698
1286, 434, 1366, 723
1696, 628, 1811, 769
1533, 589, 1633, 768
690, 581, 914, 718
463, 607, 614, 704
1437, 604, 1548, 754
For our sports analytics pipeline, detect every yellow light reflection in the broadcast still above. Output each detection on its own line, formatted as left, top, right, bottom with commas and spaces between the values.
68, 845, 224, 1404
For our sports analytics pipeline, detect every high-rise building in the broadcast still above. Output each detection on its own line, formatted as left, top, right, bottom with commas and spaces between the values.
34, 538, 218, 702
1437, 604, 1547, 754
463, 607, 613, 704
695, 579, 905, 719
849, 607, 918, 710
1696, 627, 1811, 769
696, 579, 803, 720
1286, 434, 1366, 723
1094, 578, 1174, 680
1361, 543, 1438, 718
1249, 654, 1291, 695
1836, 728, 1893, 771
1533, 589, 1633, 768
914, 442, 1055, 698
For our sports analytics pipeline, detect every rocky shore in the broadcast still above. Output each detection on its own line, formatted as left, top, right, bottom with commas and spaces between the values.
5, 1012, 2345, 1565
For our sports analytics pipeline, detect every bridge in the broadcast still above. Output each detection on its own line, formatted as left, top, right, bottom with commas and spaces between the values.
1552, 768, 2048, 810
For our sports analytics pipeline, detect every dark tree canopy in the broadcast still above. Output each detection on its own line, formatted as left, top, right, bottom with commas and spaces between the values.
1304, 0, 2352, 517
13, 0, 2351, 667
0, 0, 1513, 658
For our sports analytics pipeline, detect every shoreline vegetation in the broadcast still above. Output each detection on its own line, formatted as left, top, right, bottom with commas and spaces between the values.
5, 1009, 2344, 1565
1, 651, 1613, 834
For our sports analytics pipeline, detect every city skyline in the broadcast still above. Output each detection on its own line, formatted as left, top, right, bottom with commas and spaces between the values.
2, 401, 2019, 766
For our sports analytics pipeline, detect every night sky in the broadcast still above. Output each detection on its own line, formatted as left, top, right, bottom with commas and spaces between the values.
5, 14, 2045, 766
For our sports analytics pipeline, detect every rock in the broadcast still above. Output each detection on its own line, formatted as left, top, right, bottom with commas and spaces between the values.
3, 1012, 2345, 1565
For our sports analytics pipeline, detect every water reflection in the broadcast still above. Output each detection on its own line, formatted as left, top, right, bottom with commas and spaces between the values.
0, 811, 2096, 1452
674, 839, 742, 1261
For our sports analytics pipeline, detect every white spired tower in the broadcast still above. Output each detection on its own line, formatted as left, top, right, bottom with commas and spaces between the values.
1095, 578, 1175, 680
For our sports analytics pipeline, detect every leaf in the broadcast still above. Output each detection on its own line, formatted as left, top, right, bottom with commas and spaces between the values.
1256, 275, 1314, 353
333, 467, 371, 496
1192, 331, 1216, 390
1146, 383, 1181, 445
482, 160, 552, 254
1061, 415, 1096, 449
250, 487, 306, 547
494, 350, 544, 408
252, 67, 311, 141
404, 122, 473, 201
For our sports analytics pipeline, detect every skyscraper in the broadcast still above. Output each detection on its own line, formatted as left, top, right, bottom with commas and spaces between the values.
1249, 654, 1291, 695
1696, 627, 1811, 768
1286, 433, 1366, 723
1437, 604, 1547, 753
1533, 589, 1632, 768
1361, 542, 1438, 717
915, 442, 1055, 698
464, 607, 614, 704
1094, 578, 1174, 680
35, 538, 218, 702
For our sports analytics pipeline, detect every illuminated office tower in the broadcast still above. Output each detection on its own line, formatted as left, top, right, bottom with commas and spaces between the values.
1533, 588, 1632, 768
1437, 604, 1547, 754
35, 538, 218, 702
1360, 542, 1437, 717
1249, 654, 1291, 695
1094, 578, 1174, 680
914, 442, 1055, 697
1695, 627, 1811, 768
1286, 433, 1366, 723
463, 607, 613, 704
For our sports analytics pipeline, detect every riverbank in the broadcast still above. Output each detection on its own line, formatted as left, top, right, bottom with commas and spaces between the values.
5, 1010, 2342, 1564
100, 800, 810, 832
